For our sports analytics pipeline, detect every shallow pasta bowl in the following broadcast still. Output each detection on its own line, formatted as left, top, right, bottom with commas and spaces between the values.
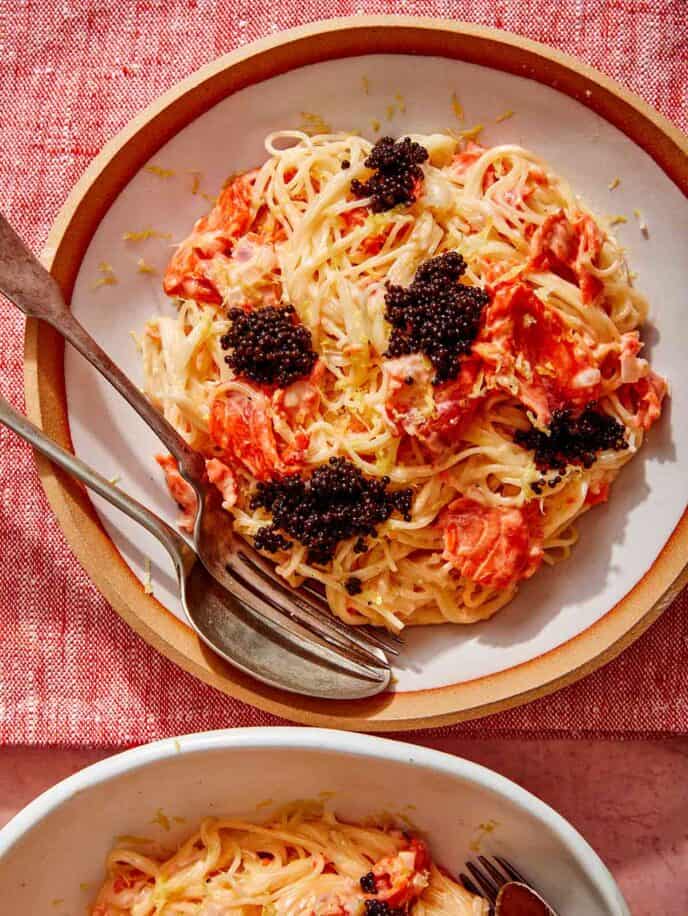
25, 16, 688, 729
0, 728, 629, 914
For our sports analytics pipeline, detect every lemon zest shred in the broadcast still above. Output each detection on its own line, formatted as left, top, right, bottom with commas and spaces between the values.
633, 208, 649, 237
495, 109, 514, 123
145, 164, 175, 179
459, 123, 484, 141
93, 262, 117, 290
137, 257, 157, 275
188, 170, 202, 195
92, 274, 117, 289
299, 112, 331, 135
122, 228, 173, 242
143, 558, 154, 596
151, 808, 170, 830
451, 91, 464, 122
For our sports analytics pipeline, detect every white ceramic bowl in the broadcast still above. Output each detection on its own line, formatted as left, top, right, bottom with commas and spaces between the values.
0, 728, 627, 914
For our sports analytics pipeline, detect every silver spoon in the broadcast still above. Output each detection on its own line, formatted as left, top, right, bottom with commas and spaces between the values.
0, 213, 396, 682
0, 396, 390, 697
497, 882, 557, 916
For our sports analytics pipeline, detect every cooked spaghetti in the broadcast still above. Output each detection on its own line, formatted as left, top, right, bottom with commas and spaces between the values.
141, 131, 667, 631
91, 804, 488, 915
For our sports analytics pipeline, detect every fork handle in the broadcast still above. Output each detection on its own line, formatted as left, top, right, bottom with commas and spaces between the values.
0, 394, 189, 569
0, 213, 207, 487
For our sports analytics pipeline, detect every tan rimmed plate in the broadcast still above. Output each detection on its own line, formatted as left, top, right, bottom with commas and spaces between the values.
25, 16, 688, 730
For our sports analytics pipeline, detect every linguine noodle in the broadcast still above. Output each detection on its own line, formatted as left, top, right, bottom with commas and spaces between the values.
91, 803, 487, 915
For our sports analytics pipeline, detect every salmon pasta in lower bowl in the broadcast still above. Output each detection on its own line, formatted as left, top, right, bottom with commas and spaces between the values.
141, 130, 667, 632
91, 803, 487, 915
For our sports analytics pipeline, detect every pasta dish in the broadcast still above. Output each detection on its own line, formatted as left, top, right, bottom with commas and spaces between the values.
141, 130, 666, 631
91, 803, 488, 914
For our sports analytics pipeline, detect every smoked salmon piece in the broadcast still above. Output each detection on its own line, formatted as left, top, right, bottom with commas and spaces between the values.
441, 497, 543, 590
529, 210, 603, 304
209, 390, 305, 481
163, 171, 256, 304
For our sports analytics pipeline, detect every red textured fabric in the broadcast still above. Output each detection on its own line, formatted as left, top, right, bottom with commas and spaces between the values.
0, 1, 687, 747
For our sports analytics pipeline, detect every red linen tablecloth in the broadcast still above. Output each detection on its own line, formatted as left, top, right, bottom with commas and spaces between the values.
0, 1, 686, 746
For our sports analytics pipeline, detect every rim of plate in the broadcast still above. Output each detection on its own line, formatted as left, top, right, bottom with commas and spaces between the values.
24, 16, 688, 731
0, 726, 629, 913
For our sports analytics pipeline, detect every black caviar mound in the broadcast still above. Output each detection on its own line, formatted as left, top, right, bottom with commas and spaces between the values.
251, 457, 413, 565
384, 251, 489, 383
220, 304, 317, 388
363, 902, 406, 916
516, 403, 628, 475
351, 136, 429, 212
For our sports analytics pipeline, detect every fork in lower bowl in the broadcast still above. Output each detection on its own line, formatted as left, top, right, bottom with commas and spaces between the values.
460, 856, 557, 915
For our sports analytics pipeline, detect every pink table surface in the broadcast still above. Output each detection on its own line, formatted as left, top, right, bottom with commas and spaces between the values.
2, 738, 687, 915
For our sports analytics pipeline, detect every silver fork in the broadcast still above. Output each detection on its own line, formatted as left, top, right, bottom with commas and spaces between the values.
0, 394, 389, 698
0, 213, 401, 675
460, 856, 558, 915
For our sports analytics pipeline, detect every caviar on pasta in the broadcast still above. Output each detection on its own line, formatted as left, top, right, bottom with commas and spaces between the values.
142, 131, 666, 631
91, 804, 488, 915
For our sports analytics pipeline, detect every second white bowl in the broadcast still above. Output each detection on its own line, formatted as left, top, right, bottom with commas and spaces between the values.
0, 728, 628, 914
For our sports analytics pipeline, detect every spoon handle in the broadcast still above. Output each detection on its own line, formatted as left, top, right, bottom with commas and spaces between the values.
0, 395, 188, 569
0, 213, 206, 486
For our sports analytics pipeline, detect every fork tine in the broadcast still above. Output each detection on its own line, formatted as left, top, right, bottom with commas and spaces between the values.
493, 856, 529, 885
235, 549, 399, 661
360, 624, 404, 654
458, 873, 485, 899
301, 584, 403, 656
243, 552, 403, 656
298, 577, 403, 656
229, 552, 391, 670
478, 856, 509, 889
218, 566, 390, 681
299, 582, 404, 652
466, 861, 500, 903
